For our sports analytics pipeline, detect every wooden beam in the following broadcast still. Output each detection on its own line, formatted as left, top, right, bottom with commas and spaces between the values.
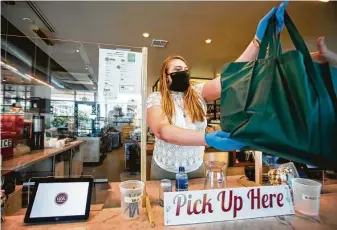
254, 151, 263, 185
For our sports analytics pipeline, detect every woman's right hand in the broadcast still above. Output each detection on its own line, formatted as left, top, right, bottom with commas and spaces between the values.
205, 131, 246, 151
255, 1, 288, 41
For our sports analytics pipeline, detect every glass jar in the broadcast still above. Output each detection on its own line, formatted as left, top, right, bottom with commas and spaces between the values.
159, 179, 172, 206
204, 161, 226, 189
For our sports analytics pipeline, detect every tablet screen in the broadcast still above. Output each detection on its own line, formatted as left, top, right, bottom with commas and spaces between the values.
29, 182, 89, 218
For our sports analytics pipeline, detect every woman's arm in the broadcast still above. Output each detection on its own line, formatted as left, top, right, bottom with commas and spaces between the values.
147, 105, 207, 146
147, 105, 246, 150
202, 2, 288, 102
202, 40, 259, 102
236, 41, 260, 62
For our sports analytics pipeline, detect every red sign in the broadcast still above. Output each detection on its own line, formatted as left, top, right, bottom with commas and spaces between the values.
1, 139, 12, 148
1, 114, 24, 158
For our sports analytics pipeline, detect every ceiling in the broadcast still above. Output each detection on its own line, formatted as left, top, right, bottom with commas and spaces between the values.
1, 1, 337, 91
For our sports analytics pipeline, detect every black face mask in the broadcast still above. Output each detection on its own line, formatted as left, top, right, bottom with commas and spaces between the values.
168, 71, 190, 92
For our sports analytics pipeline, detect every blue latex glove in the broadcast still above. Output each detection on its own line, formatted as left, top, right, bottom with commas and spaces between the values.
205, 131, 246, 151
255, 1, 289, 41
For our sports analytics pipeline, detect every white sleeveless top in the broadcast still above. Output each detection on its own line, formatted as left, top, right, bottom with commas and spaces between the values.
146, 83, 207, 173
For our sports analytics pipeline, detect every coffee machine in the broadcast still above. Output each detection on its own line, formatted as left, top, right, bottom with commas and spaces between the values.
30, 115, 45, 150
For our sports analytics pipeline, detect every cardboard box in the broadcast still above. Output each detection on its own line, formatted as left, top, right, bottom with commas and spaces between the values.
54, 161, 64, 177
72, 161, 83, 176
122, 125, 133, 133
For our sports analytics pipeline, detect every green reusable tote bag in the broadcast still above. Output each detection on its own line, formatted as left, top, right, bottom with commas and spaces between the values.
220, 11, 337, 170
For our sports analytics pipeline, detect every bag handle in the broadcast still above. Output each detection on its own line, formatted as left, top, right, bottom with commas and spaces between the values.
283, 11, 316, 78
258, 11, 316, 85
258, 15, 281, 59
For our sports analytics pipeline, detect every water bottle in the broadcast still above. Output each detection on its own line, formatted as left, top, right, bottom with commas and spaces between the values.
175, 166, 188, 192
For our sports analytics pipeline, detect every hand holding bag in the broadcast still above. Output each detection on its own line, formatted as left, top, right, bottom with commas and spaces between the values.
220, 11, 337, 169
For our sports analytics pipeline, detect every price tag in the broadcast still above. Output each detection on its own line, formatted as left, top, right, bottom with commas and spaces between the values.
302, 194, 319, 201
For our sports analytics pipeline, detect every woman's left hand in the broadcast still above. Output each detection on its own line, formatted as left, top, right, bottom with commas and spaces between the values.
255, 1, 289, 41
205, 131, 246, 151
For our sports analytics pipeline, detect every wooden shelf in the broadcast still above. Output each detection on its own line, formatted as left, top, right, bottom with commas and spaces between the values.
233, 162, 255, 167
229, 151, 256, 167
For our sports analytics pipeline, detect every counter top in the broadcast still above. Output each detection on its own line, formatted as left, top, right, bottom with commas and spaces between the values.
146, 142, 224, 155
1, 140, 85, 174
3, 176, 337, 229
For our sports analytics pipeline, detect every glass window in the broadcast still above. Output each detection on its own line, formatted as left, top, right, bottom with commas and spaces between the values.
26, 101, 31, 110
51, 101, 74, 116
51, 116, 74, 130
51, 88, 75, 101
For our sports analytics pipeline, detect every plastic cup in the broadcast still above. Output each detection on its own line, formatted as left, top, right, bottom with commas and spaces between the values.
119, 180, 144, 220
291, 178, 322, 216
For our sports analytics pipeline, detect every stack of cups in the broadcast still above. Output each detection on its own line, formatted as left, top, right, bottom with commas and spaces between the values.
119, 180, 144, 220
291, 178, 322, 216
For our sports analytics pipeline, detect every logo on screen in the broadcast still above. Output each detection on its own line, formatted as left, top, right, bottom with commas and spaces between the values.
55, 193, 68, 205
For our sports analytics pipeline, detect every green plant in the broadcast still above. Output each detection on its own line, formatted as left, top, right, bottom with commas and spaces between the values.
52, 116, 71, 128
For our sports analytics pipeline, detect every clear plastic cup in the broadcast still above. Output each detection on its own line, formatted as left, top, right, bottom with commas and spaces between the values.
119, 180, 144, 220
291, 178, 322, 216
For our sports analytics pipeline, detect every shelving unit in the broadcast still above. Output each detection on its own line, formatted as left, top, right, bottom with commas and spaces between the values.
206, 99, 220, 122
1, 84, 32, 112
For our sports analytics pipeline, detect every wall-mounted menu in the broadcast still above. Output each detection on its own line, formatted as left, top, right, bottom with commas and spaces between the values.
98, 49, 143, 104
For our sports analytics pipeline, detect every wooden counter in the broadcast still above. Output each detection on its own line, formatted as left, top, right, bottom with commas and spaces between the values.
3, 176, 337, 229
1, 140, 85, 174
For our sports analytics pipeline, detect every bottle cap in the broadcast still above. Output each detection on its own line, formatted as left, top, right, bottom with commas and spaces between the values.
179, 166, 185, 173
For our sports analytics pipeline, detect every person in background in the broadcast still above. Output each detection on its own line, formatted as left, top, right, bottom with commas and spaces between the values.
311, 36, 337, 68
146, 2, 289, 180
311, 36, 337, 96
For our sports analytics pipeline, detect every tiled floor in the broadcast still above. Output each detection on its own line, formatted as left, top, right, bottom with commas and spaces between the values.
83, 145, 153, 182
83, 147, 126, 182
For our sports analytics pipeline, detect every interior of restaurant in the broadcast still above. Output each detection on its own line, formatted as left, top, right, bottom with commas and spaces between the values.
1, 0, 337, 222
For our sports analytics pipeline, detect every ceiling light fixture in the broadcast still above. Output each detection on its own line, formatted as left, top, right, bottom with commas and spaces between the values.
143, 33, 150, 38
25, 74, 54, 89
0, 61, 18, 72
205, 39, 212, 44
23, 17, 33, 23
319, 0, 329, 2
1, 61, 30, 81
76, 49, 80, 53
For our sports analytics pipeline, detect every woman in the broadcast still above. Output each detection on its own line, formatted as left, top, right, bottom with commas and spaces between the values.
147, 2, 336, 180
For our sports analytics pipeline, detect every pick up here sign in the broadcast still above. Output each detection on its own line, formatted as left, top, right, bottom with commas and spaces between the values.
164, 186, 294, 226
